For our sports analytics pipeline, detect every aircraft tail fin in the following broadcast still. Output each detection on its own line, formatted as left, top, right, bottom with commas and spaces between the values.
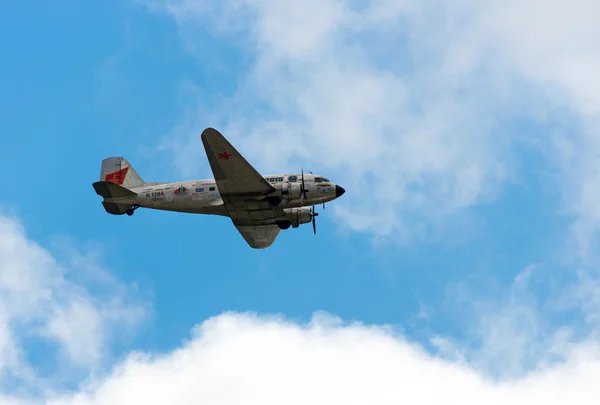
99, 157, 144, 190
92, 181, 138, 215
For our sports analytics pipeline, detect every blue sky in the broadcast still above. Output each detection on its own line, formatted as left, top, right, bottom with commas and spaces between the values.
2, 0, 600, 403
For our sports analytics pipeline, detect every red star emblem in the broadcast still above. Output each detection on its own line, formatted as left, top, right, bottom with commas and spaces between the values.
218, 151, 233, 160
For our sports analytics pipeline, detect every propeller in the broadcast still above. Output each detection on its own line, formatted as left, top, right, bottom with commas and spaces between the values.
310, 205, 319, 235
300, 169, 308, 202
299, 169, 318, 234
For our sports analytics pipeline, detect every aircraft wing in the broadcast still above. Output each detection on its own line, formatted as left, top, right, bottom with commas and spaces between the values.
201, 127, 284, 248
201, 127, 276, 196
234, 224, 281, 249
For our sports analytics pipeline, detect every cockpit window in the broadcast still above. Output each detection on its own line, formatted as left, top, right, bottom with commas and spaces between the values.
314, 177, 330, 183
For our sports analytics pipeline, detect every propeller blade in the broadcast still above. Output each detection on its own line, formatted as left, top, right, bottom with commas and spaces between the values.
310, 205, 318, 235
301, 169, 307, 201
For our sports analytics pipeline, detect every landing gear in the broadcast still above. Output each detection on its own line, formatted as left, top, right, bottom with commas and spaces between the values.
277, 220, 291, 230
126, 204, 141, 216
266, 197, 282, 206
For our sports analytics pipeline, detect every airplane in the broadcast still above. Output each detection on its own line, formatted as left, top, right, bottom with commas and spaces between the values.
92, 127, 346, 249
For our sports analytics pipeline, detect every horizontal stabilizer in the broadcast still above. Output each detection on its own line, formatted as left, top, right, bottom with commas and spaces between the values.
101, 201, 131, 215
93, 181, 138, 215
93, 181, 137, 199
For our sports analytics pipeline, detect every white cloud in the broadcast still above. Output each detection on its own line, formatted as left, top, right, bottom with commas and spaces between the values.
0, 212, 149, 390
436, 264, 560, 379
149, 0, 514, 243
1, 252, 596, 404
429, 261, 600, 384
0, 311, 594, 404
0, 208, 599, 404
148, 0, 600, 251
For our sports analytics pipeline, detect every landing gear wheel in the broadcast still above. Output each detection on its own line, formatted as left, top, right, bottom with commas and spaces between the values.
277, 220, 292, 230
126, 204, 141, 216
267, 197, 282, 206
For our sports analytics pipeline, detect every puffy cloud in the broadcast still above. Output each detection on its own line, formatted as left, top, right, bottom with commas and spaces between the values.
0, 311, 595, 405
0, 213, 149, 391
0, 213, 599, 404
1, 240, 597, 404
148, 0, 600, 250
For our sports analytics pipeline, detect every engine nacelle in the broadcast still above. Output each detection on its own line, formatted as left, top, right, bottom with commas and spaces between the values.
283, 207, 312, 228
272, 181, 303, 202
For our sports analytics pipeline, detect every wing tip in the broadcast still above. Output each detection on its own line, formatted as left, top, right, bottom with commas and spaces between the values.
201, 127, 222, 139
235, 224, 281, 249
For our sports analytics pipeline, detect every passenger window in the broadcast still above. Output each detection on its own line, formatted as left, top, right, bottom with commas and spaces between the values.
209, 187, 215, 191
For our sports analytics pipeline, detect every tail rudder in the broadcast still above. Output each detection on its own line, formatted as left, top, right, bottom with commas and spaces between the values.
100, 157, 143, 190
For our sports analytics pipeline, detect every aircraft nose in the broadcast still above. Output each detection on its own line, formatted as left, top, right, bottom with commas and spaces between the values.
335, 185, 346, 198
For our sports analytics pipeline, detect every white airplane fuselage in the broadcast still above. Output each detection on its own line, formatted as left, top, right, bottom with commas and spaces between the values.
117, 173, 343, 216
